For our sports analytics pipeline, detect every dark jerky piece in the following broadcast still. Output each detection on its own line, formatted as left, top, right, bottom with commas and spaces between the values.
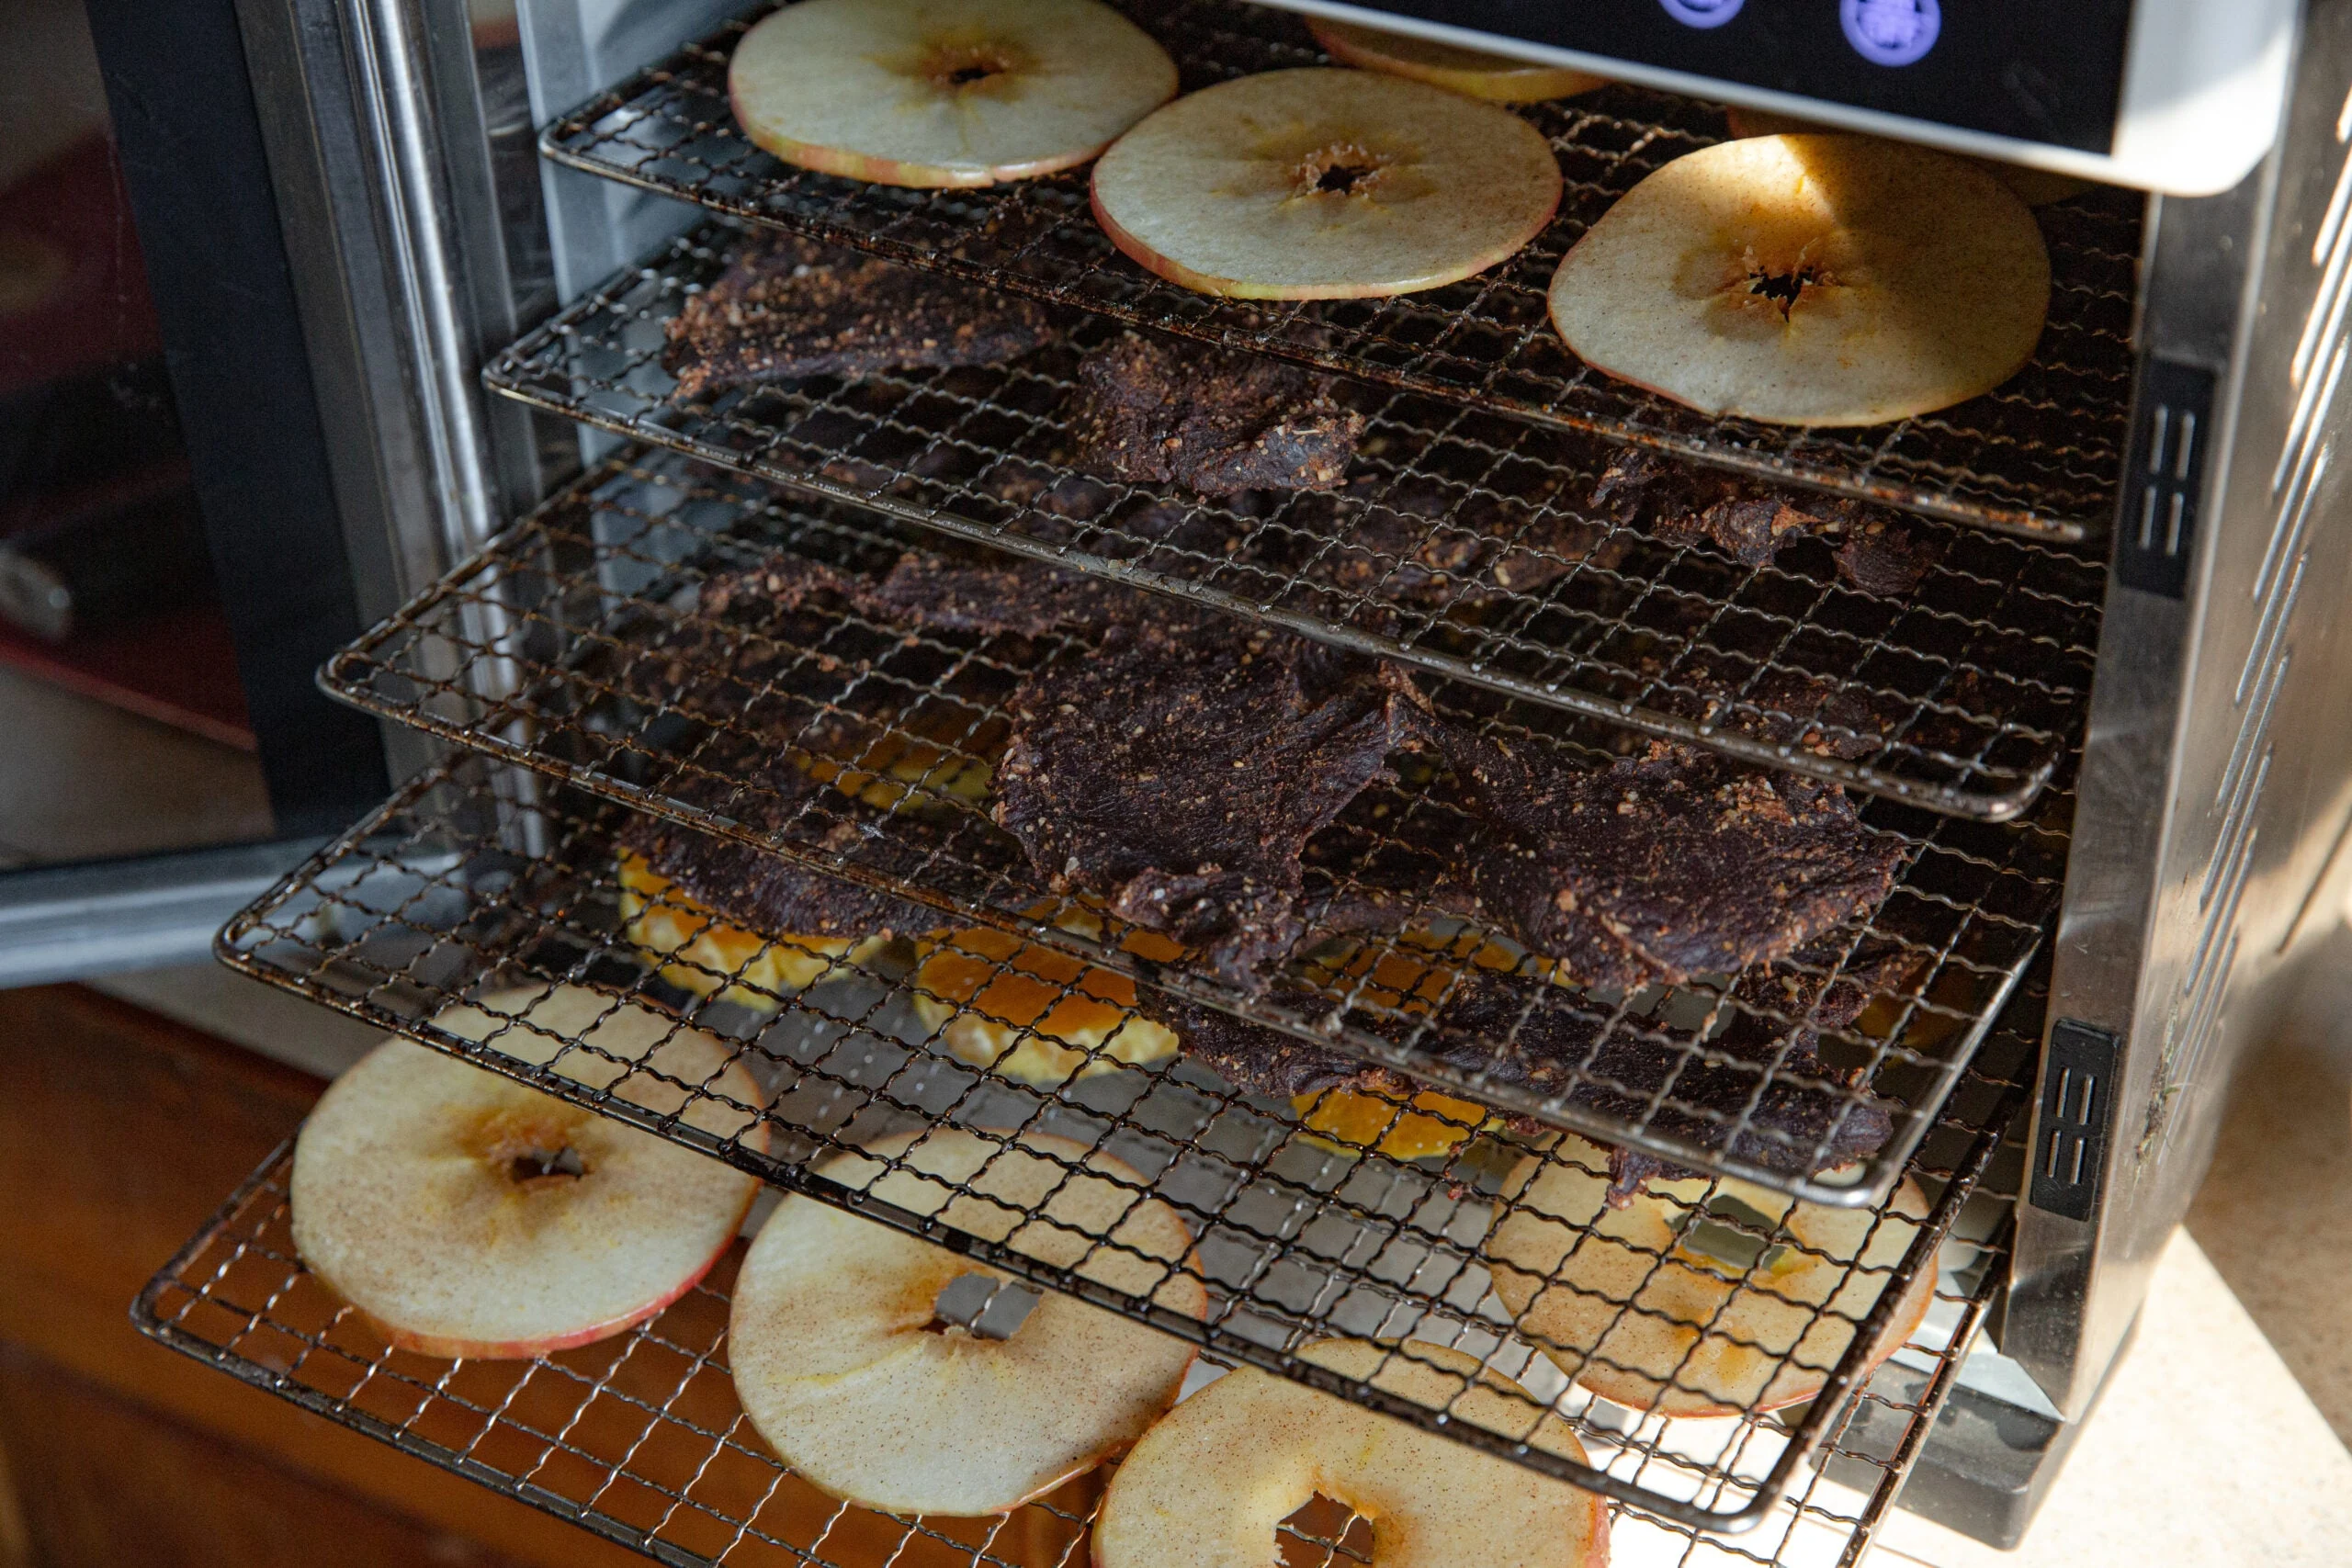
1150, 986, 1408, 1107
663, 232, 1060, 400
1591, 448, 1847, 568
1836, 514, 1944, 596
1596, 942, 1917, 1200
619, 809, 937, 944
1437, 738, 1905, 988
1140, 960, 1902, 1203
1590, 447, 1939, 598
1067, 332, 1363, 494
696, 549, 1163, 641
616, 720, 951, 933
1660, 662, 1898, 762
992, 621, 1430, 984
855, 553, 1170, 639
1305, 475, 1620, 608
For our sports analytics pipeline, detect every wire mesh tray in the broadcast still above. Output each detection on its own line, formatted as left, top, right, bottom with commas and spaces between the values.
138, 1137, 2013, 1566
319, 452, 2071, 1202
481, 231, 2107, 819
206, 750, 2038, 1531
537, 0, 2142, 542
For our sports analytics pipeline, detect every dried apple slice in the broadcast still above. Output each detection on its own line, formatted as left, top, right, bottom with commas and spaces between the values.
1487, 1134, 1938, 1416
729, 1130, 1205, 1515
1094, 1338, 1610, 1568
1549, 133, 2050, 426
729, 0, 1177, 188
1092, 67, 1562, 299
290, 986, 767, 1359
1723, 108, 2095, 206
1311, 16, 1607, 102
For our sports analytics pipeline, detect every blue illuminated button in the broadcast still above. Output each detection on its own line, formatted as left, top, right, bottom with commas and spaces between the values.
1842, 0, 1940, 65
1658, 0, 1743, 28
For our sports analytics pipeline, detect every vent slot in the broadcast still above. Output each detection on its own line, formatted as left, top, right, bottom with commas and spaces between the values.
2113, 357, 2216, 598
2030, 1021, 2120, 1223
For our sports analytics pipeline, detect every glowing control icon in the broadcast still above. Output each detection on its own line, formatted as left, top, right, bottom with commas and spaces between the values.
1842, 0, 1940, 65
1658, 0, 1744, 28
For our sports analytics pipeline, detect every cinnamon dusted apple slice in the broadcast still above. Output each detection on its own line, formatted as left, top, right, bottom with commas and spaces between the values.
290, 986, 767, 1359
1311, 16, 1607, 102
729, 0, 1177, 188
729, 1130, 1205, 1514
1549, 134, 2050, 426
1092, 68, 1562, 299
1487, 1134, 1937, 1416
1093, 1338, 1609, 1568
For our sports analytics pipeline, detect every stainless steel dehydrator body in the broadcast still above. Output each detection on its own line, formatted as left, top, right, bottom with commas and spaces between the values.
92, 0, 2352, 1561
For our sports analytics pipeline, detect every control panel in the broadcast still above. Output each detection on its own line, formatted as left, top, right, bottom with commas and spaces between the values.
1272, 0, 2296, 195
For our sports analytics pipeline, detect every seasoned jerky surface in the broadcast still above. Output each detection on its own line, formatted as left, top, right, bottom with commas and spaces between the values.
1067, 332, 1364, 494
993, 621, 1430, 983
1591, 448, 1940, 597
662, 232, 1061, 400
1141, 950, 1906, 1202
697, 547, 1165, 641
1438, 737, 1905, 989
1305, 474, 1622, 609
619, 807, 937, 942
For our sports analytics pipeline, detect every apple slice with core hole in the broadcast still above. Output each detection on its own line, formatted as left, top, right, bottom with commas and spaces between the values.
729, 0, 1177, 188
1548, 133, 2050, 427
1487, 1134, 1937, 1416
729, 1129, 1205, 1515
1092, 67, 1562, 299
1093, 1337, 1609, 1568
1311, 17, 1607, 102
290, 985, 768, 1359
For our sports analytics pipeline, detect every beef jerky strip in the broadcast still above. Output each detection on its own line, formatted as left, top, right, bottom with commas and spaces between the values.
697, 548, 1169, 640
992, 620, 1431, 985
1305, 474, 1623, 610
662, 232, 1061, 400
1434, 737, 1906, 990
1645, 660, 1902, 763
1138, 958, 1904, 1203
1586, 942, 1917, 1200
1590, 448, 1942, 598
618, 810, 939, 946
1067, 332, 1364, 495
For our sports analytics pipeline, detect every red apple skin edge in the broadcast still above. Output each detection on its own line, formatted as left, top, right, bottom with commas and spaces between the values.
1080, 1391, 1611, 1568
1567, 1260, 1938, 1421
308, 1181, 760, 1362
729, 78, 1111, 189
1090, 177, 1561, 300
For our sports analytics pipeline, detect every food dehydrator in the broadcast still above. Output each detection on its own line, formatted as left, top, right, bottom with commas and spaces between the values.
42, 0, 2352, 1562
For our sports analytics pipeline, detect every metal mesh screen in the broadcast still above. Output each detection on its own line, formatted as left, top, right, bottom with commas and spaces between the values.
209, 749, 2038, 1528
536, 0, 2143, 543
481, 232, 2106, 821
319, 451, 2069, 1202
138, 1136, 2011, 1567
